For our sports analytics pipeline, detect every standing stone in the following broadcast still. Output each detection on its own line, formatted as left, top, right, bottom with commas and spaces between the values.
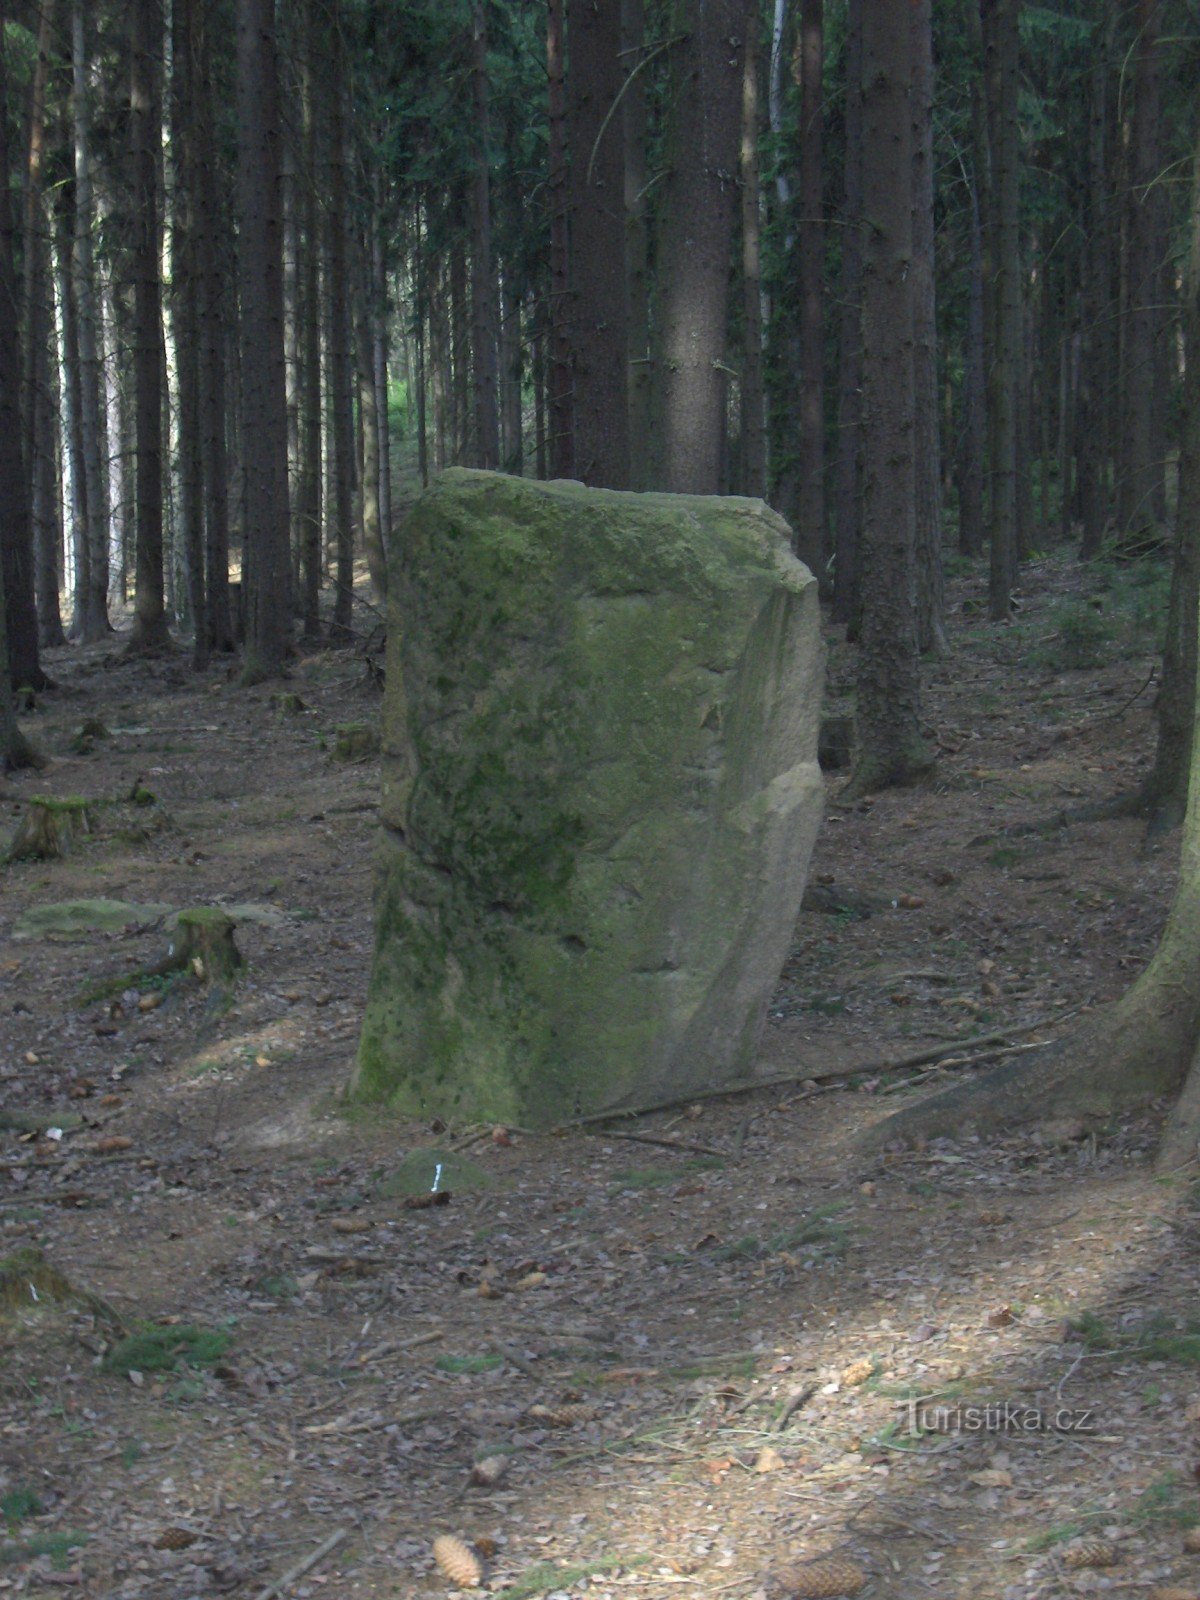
352, 469, 825, 1126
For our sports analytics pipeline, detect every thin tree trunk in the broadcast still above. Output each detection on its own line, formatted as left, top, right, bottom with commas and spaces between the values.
983, 0, 1020, 620
326, 1, 354, 640
1117, 0, 1166, 546
833, 0, 862, 629
657, 0, 745, 494
470, 2, 501, 471
567, 0, 629, 488
795, 0, 825, 570
623, 0, 651, 490
128, 0, 170, 652
172, 0, 207, 666
355, 244, 385, 597
848, 0, 931, 796
547, 0, 573, 478
297, 0, 322, 638
373, 218, 391, 546
194, 0, 234, 652
236, 0, 292, 675
735, 12, 764, 501
911, 0, 944, 653
958, 167, 987, 557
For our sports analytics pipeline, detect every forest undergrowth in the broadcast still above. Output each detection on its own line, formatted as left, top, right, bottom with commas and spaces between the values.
1, 553, 1199, 1600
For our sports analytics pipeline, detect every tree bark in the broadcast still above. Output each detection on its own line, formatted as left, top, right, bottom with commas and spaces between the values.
832, 0, 862, 629
846, 0, 932, 797
236, 0, 292, 676
296, 0, 322, 638
623, 0, 651, 491
739, 17, 766, 500
567, 0, 630, 488
547, 0, 574, 478
794, 0, 824, 571
128, 0, 170, 652
958, 167, 987, 558
469, 2, 501, 471
1117, 0, 1166, 547
983, 0, 1021, 620
657, 0, 746, 495
355, 242, 386, 598
325, 1, 354, 640
911, 0, 945, 654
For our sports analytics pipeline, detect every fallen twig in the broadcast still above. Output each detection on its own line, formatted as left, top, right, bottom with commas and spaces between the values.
594, 1130, 724, 1158
253, 1527, 347, 1600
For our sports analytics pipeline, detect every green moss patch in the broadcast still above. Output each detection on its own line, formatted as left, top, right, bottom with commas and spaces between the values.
375, 1147, 495, 1198
102, 1322, 232, 1376
12, 899, 173, 941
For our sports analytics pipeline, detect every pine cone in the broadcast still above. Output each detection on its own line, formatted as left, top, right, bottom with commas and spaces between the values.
154, 1527, 198, 1551
432, 1534, 483, 1588
525, 1402, 594, 1427
777, 1556, 867, 1597
470, 1455, 509, 1487
1062, 1539, 1118, 1570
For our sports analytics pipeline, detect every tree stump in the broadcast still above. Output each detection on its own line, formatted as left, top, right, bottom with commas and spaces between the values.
5, 796, 95, 863
166, 909, 243, 983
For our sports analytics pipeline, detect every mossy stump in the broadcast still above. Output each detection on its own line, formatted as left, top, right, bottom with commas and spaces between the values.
332, 722, 380, 762
353, 469, 825, 1128
271, 692, 307, 717
5, 796, 94, 863
167, 909, 243, 983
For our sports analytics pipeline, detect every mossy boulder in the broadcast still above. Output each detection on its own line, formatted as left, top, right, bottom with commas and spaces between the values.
353, 469, 825, 1127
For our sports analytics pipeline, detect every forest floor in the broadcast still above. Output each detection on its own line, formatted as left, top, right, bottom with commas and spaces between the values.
2, 551, 1200, 1600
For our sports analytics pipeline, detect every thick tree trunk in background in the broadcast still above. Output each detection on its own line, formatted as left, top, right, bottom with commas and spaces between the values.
547, 0, 573, 478
911, 0, 945, 653
847, 0, 932, 797
470, 2, 501, 471
297, 0, 322, 638
326, 3, 355, 640
56, 199, 90, 637
194, 0, 234, 653
795, 0, 825, 572
657, 0, 746, 494
983, 0, 1021, 620
373, 221, 392, 539
173, 0, 207, 667
449, 206, 469, 462
236, 0, 292, 676
958, 171, 987, 557
499, 270, 523, 472
567, 0, 630, 488
739, 19, 766, 500
1117, 0, 1166, 547
832, 0, 862, 629
128, 0, 170, 652
1076, 15, 1110, 560
623, 0, 651, 490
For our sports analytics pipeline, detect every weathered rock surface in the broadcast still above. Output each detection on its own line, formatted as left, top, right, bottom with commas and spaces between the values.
352, 469, 825, 1126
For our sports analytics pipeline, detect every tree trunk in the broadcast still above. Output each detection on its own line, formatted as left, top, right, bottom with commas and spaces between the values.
832, 0, 862, 629
0, 26, 44, 729
297, 0, 322, 639
128, 0, 170, 652
547, 0, 573, 479
623, 0, 651, 491
355, 245, 385, 598
846, 0, 932, 797
739, 17, 766, 500
373, 219, 392, 548
567, 0, 629, 488
1116, 0, 1166, 548
794, 0, 824, 572
67, 0, 109, 648
470, 2, 501, 471
236, 0, 292, 677
194, 0, 234, 653
866, 114, 1200, 1171
911, 0, 945, 654
172, 0, 207, 667
657, 0, 746, 495
325, 1, 354, 641
958, 168, 987, 558
983, 0, 1021, 620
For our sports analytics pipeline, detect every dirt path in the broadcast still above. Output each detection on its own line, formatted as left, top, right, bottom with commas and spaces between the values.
2, 560, 1199, 1600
